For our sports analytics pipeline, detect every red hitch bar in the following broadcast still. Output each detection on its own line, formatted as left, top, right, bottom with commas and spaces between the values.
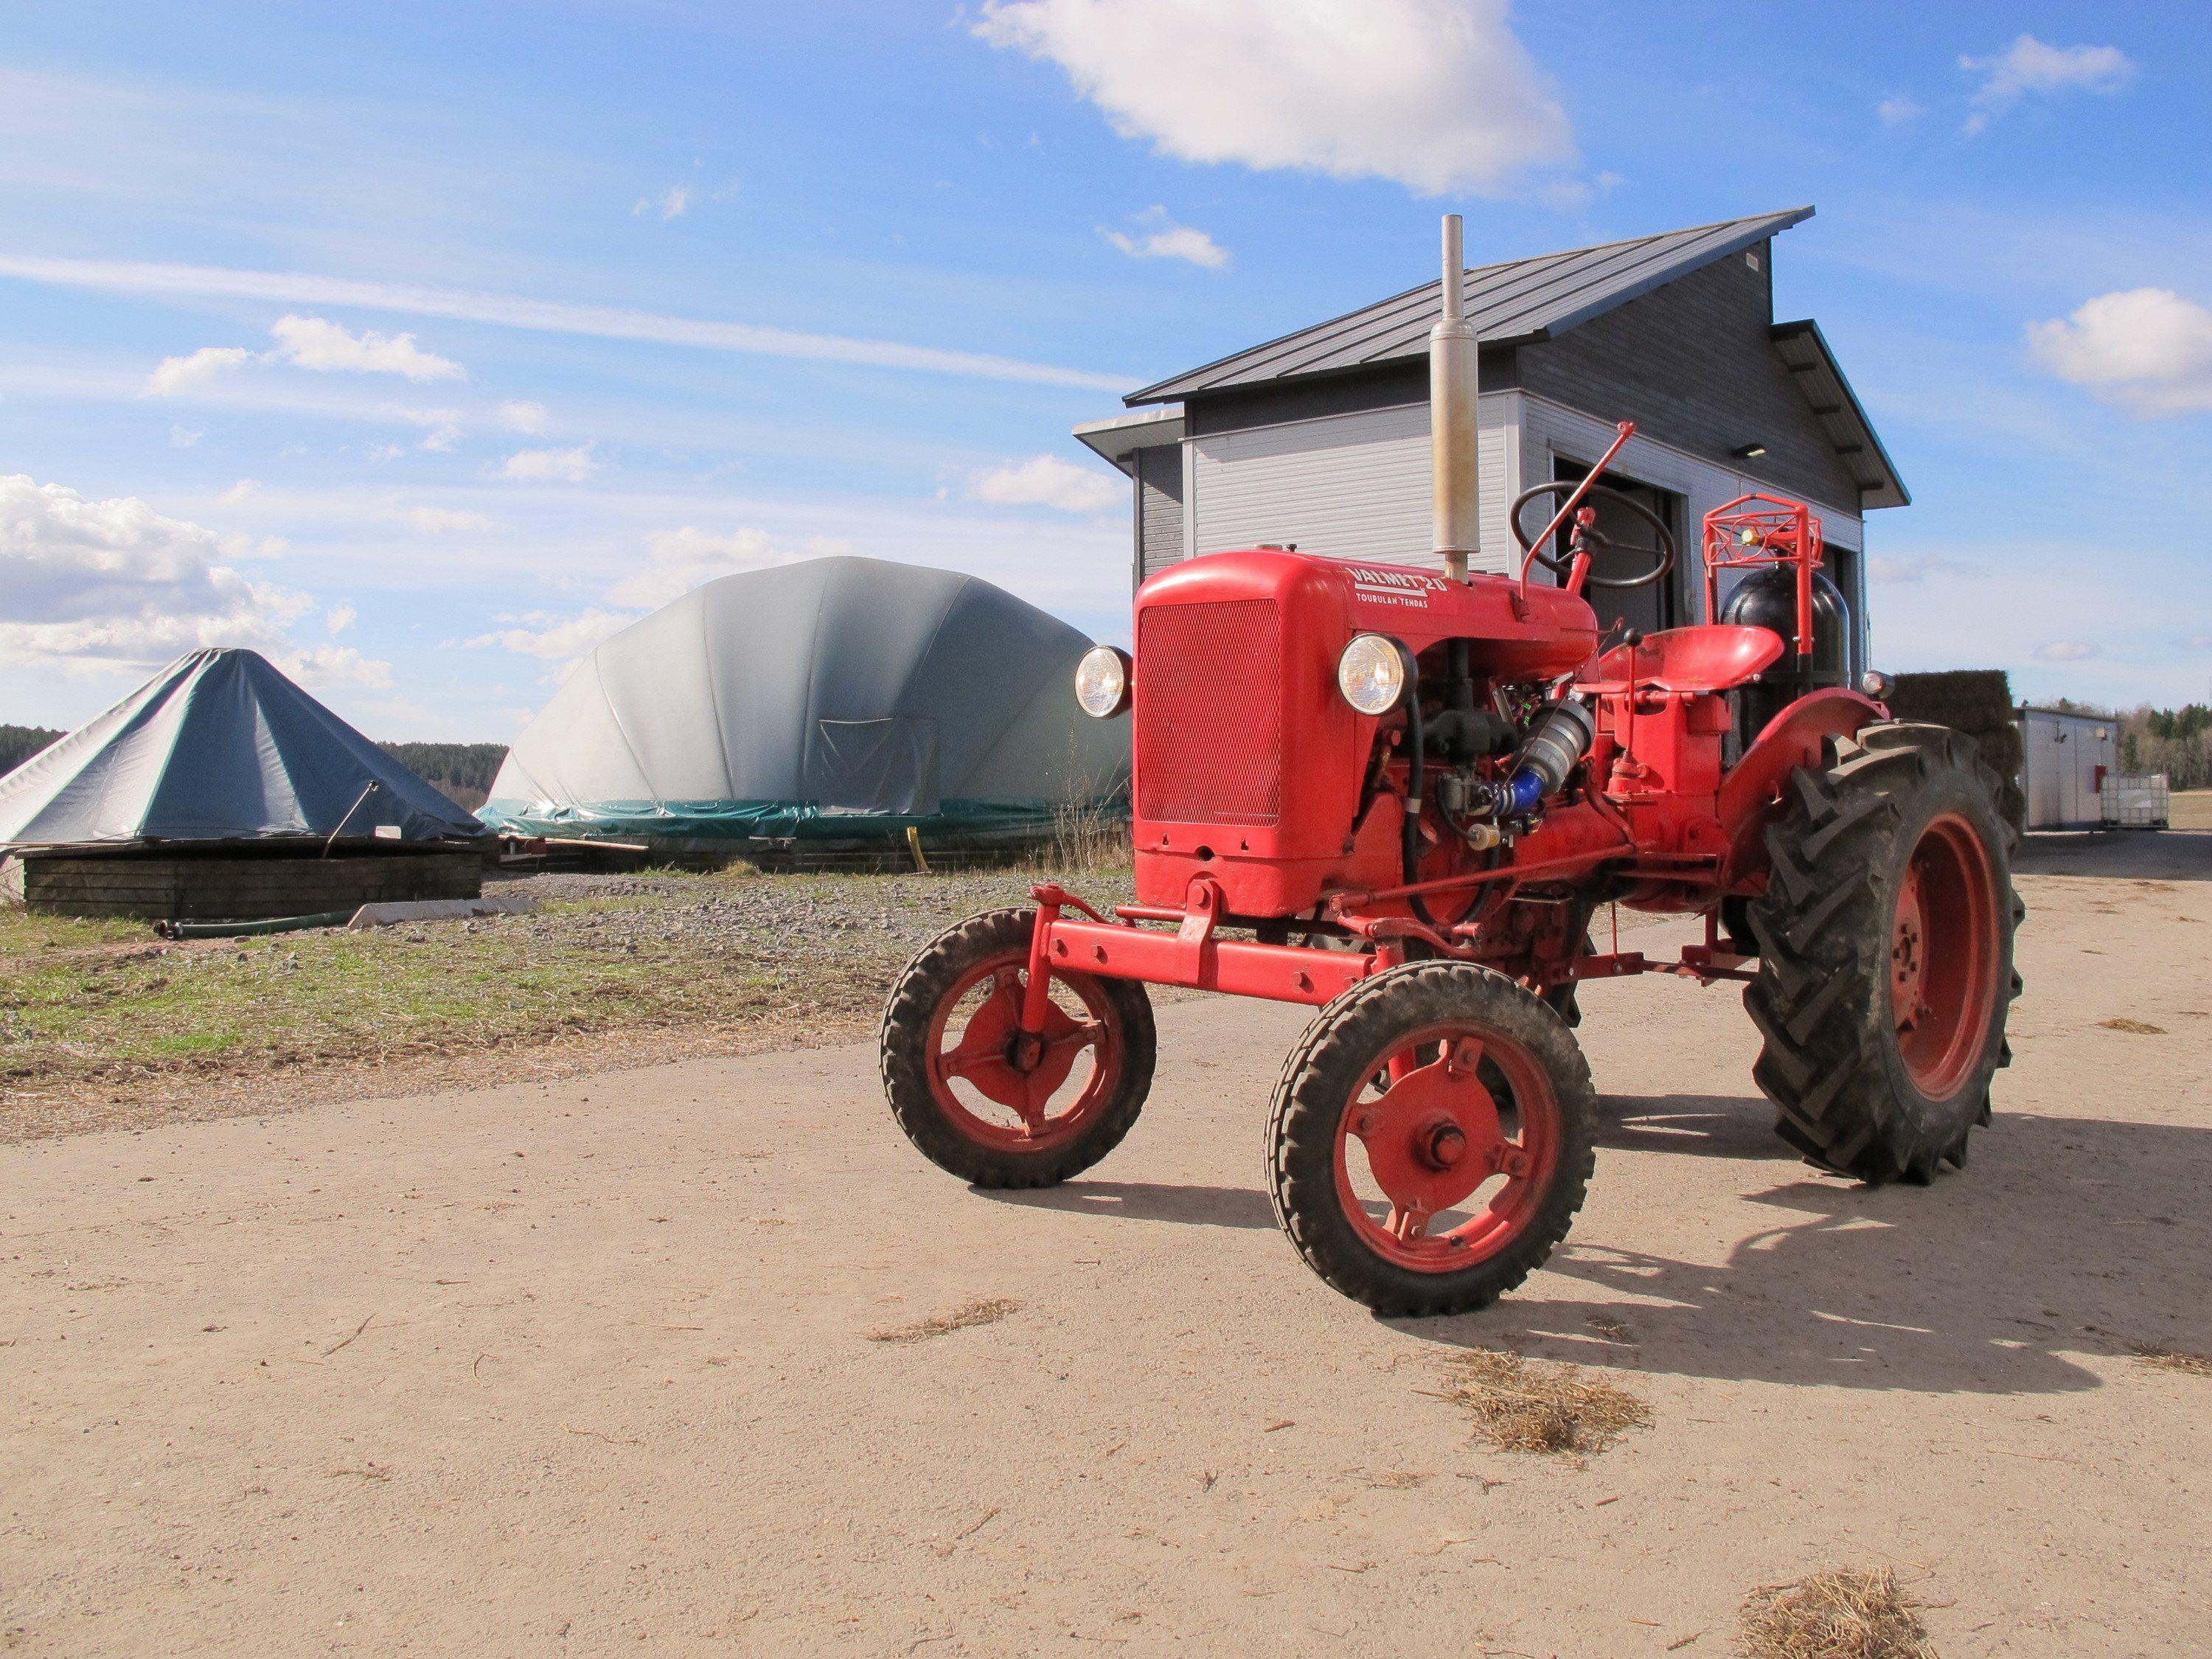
1021, 882, 1385, 1016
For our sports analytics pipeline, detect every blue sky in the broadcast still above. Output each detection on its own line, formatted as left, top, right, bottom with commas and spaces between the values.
3, 0, 2208, 740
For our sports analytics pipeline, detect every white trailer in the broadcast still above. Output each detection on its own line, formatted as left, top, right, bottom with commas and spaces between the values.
2017, 706, 2116, 831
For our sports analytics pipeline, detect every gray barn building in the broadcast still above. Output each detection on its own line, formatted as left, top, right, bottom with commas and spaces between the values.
1075, 207, 1905, 669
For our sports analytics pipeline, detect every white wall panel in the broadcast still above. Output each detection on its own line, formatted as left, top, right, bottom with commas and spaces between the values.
1186, 394, 1522, 575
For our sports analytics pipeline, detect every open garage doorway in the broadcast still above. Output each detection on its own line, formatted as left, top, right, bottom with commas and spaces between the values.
1545, 456, 1686, 643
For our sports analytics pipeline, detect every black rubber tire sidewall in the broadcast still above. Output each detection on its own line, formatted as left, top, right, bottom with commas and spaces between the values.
880, 908, 1155, 1189
1745, 722, 2021, 1182
1266, 961, 1597, 1318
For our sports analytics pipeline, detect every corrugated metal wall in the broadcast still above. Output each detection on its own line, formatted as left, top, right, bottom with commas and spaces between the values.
2021, 710, 2114, 830
1184, 396, 1517, 574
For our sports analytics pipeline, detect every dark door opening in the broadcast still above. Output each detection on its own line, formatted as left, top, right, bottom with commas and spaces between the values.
1546, 456, 1686, 641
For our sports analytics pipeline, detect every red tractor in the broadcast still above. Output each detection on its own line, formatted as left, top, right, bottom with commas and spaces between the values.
881, 218, 2020, 1317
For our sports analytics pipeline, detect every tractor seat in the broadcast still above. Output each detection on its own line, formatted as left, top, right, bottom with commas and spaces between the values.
1588, 625, 1783, 695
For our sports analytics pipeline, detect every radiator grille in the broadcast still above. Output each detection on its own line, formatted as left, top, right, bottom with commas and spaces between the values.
1135, 599, 1282, 826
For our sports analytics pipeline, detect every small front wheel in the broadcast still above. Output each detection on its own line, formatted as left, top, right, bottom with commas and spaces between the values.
1267, 961, 1597, 1317
880, 908, 1155, 1188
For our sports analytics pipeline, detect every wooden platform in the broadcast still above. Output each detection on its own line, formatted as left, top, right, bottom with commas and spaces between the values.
0, 844, 482, 921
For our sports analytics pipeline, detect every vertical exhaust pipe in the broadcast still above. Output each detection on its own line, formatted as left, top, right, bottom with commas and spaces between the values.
1430, 213, 1480, 582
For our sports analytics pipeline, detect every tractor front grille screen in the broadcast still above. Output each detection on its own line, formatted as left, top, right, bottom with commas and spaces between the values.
1135, 598, 1282, 826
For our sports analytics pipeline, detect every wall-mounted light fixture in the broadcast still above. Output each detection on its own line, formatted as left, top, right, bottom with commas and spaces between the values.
1729, 441, 1768, 460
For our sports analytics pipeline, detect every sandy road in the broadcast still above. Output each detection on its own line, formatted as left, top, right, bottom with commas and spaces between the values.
3, 833, 2209, 1656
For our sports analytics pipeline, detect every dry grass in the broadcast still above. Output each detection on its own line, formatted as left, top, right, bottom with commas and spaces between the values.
1442, 1349, 1651, 1455
1, 860, 1137, 1140
1738, 1566, 1935, 1659
2131, 1343, 2212, 1377
866, 1298, 1021, 1345
2098, 1017, 2167, 1035
1043, 803, 1133, 873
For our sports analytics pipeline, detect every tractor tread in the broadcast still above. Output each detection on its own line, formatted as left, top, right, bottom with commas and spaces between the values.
1742, 720, 2020, 1182
880, 907, 1155, 1189
1265, 961, 1596, 1318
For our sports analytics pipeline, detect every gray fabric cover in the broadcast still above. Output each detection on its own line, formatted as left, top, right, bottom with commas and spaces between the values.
481, 557, 1127, 842
0, 649, 483, 846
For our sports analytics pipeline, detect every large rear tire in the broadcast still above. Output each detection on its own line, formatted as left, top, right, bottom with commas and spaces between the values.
1267, 961, 1597, 1316
1745, 722, 2022, 1182
880, 908, 1155, 1189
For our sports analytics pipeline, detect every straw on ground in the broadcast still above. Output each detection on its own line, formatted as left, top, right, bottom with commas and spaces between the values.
1738, 1565, 1934, 1659
1441, 1348, 1650, 1455
867, 1298, 1022, 1345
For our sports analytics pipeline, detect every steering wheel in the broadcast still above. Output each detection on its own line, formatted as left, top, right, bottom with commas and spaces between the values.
1509, 481, 1676, 591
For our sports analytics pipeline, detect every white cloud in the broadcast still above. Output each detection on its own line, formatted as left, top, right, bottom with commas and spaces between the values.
465, 608, 635, 660
382, 404, 466, 451
1102, 207, 1228, 268
607, 526, 845, 611
386, 506, 502, 535
499, 445, 598, 483
2, 254, 1133, 393
325, 603, 357, 635
145, 345, 251, 395
169, 425, 202, 448
974, 0, 1573, 196
266, 313, 463, 382
497, 400, 549, 434
633, 186, 690, 220
1877, 96, 1922, 126
2027, 288, 2212, 416
220, 479, 261, 502
1962, 35, 2134, 132
965, 453, 1120, 514
2033, 639, 2098, 661
0, 472, 386, 685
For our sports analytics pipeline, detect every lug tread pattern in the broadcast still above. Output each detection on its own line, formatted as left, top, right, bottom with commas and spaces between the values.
1265, 961, 1596, 1318
1741, 721, 2022, 1183
880, 908, 1156, 1189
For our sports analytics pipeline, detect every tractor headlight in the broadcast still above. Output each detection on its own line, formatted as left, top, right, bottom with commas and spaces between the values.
1336, 633, 1413, 716
1074, 645, 1132, 718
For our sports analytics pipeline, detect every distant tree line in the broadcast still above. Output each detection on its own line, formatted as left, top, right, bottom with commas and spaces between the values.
1, 726, 508, 814
2119, 704, 2212, 789
2046, 699, 2212, 790
0, 724, 63, 777
377, 742, 509, 813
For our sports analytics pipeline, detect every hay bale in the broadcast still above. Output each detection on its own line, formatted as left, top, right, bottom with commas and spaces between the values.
1975, 721, 2024, 779
1888, 669, 2014, 735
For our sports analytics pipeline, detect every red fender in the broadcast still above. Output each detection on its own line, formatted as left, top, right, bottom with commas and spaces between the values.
1717, 689, 1885, 886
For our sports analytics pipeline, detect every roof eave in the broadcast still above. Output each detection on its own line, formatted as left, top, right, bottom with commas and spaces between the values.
1770, 319, 1910, 511
1073, 405, 1186, 467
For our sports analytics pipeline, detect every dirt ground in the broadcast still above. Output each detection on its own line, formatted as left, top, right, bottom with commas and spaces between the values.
3, 832, 2208, 1656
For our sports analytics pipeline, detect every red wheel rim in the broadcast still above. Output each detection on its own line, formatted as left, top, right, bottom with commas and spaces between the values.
924, 953, 1122, 1152
1890, 810, 2000, 1100
1332, 1020, 1561, 1273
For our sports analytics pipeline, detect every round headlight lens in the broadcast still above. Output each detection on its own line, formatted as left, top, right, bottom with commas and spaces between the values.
1074, 645, 1131, 718
1337, 633, 1411, 715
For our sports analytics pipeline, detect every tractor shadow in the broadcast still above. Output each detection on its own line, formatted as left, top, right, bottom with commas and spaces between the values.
2014, 827, 2212, 883
1397, 1094, 2212, 1398
984, 1180, 1278, 1231
1596, 1092, 1784, 1159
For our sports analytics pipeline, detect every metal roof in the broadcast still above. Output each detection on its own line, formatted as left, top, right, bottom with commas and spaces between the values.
1128, 207, 1815, 405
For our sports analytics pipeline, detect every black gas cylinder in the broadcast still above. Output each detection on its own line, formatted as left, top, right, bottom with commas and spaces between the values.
1721, 564, 1850, 748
